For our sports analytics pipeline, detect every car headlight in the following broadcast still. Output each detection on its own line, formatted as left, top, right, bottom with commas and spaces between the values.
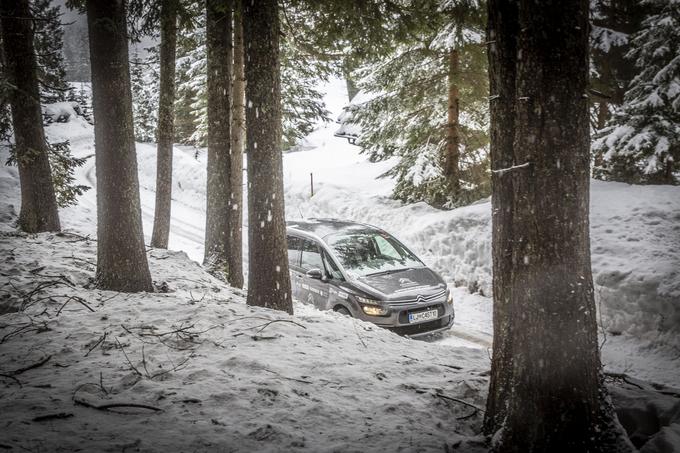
361, 305, 389, 316
356, 296, 389, 316
446, 290, 453, 305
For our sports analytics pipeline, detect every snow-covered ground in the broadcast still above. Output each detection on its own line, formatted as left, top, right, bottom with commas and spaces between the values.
1, 78, 679, 451
16, 79, 680, 388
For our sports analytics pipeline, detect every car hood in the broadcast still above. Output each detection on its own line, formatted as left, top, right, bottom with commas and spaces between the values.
353, 267, 446, 300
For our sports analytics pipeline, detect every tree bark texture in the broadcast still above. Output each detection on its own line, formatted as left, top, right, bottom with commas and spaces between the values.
227, 0, 245, 288
484, 0, 631, 451
86, 0, 153, 292
243, 0, 293, 314
444, 47, 460, 191
203, 0, 234, 281
151, 0, 178, 249
1, 0, 61, 233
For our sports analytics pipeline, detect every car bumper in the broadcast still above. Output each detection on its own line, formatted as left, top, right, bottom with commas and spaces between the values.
356, 301, 455, 337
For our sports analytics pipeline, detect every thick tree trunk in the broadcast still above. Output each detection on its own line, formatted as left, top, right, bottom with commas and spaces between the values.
86, 0, 153, 293
227, 0, 245, 288
151, 0, 178, 249
444, 48, 460, 192
484, 0, 630, 451
1, 0, 61, 233
243, 0, 292, 314
203, 0, 234, 281
484, 0, 518, 436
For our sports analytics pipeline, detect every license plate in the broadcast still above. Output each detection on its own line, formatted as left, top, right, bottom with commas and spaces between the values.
408, 309, 438, 323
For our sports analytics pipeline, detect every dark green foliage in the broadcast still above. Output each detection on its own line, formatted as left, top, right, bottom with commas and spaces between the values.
6, 140, 90, 207
280, 41, 330, 149
170, 4, 330, 149
348, 0, 490, 208
32, 0, 72, 103
592, 0, 680, 184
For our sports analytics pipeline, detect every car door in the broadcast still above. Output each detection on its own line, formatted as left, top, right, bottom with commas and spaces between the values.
287, 235, 304, 301
299, 239, 330, 310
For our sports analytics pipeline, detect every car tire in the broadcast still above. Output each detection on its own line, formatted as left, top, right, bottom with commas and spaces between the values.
335, 307, 351, 317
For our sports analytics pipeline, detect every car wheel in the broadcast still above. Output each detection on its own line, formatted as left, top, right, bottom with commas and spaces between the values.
335, 307, 351, 317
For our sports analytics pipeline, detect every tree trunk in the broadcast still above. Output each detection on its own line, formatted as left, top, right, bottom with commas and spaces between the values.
227, 0, 245, 288
86, 0, 153, 293
444, 48, 460, 192
243, 0, 293, 314
1, 0, 61, 233
597, 101, 609, 130
343, 66, 359, 102
484, 0, 630, 451
151, 0, 178, 249
203, 0, 234, 281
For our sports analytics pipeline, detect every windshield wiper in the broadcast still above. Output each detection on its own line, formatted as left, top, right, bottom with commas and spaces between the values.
364, 268, 412, 277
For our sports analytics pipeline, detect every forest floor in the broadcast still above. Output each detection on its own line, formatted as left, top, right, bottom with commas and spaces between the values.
0, 79, 679, 451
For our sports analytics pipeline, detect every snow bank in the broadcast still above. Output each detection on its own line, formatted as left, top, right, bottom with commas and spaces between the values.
43, 101, 80, 124
286, 176, 680, 350
0, 227, 490, 451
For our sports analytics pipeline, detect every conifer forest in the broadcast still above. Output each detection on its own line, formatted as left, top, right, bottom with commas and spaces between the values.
0, 0, 678, 451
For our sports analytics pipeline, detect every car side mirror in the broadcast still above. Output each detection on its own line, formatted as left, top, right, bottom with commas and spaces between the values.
306, 268, 324, 280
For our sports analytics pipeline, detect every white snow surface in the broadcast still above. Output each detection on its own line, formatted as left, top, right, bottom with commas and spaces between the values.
1, 78, 679, 451
0, 231, 489, 451
11, 78, 680, 387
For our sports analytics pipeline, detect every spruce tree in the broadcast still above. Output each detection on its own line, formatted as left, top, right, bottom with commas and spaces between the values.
86, 0, 153, 292
484, 0, 631, 450
347, 0, 489, 208
243, 0, 292, 314
151, 0, 179, 250
130, 52, 160, 143
203, 0, 234, 281
592, 0, 679, 184
1, 0, 61, 233
589, 0, 647, 129
227, 0, 245, 288
171, 4, 329, 150
32, 0, 72, 103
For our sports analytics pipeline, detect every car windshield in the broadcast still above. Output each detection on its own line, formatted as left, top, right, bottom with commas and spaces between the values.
324, 230, 424, 278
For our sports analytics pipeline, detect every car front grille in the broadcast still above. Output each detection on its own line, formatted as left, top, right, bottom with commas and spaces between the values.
387, 289, 447, 307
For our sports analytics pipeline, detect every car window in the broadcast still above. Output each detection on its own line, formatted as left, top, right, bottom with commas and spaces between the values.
287, 235, 302, 268
322, 250, 344, 281
373, 235, 401, 260
325, 230, 424, 278
301, 240, 324, 272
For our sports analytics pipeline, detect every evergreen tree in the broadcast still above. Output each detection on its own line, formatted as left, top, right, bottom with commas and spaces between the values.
173, 3, 204, 145
1, 0, 73, 139
32, 0, 72, 103
244, 0, 293, 314
151, 0, 180, 250
484, 0, 631, 450
203, 0, 235, 281
280, 39, 331, 149
348, 0, 489, 208
227, 0, 245, 288
1, 0, 61, 232
130, 51, 160, 142
86, 0, 153, 292
592, 0, 679, 184
171, 4, 329, 149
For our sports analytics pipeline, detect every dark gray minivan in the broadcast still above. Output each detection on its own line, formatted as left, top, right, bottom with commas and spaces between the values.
286, 219, 454, 337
